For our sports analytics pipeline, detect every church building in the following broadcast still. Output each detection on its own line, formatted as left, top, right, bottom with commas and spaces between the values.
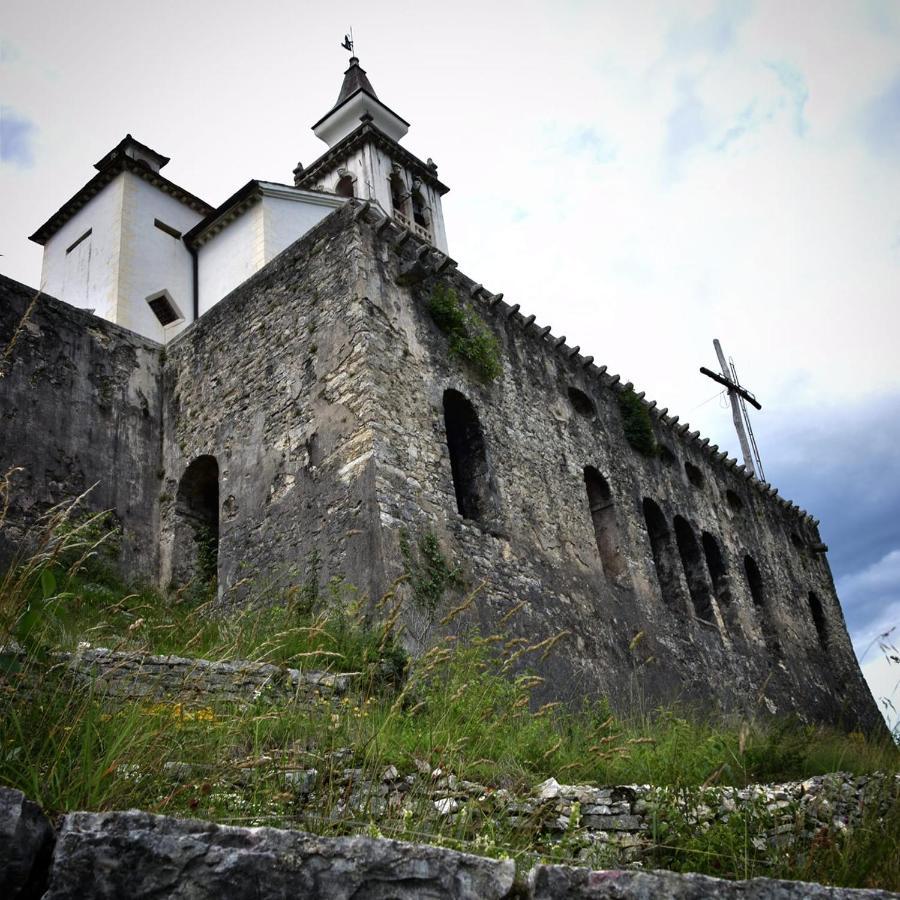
28, 56, 448, 344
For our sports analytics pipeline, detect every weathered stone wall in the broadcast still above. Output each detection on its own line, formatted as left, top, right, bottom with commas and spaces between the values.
160, 209, 384, 601
0, 275, 163, 581
345, 209, 882, 734
12, 645, 348, 706
1, 788, 894, 899
0, 204, 883, 734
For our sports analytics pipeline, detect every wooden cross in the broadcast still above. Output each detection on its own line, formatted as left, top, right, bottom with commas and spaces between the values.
700, 339, 765, 479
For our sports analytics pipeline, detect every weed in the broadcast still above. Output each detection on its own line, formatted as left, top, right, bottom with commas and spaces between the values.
618, 387, 657, 456
427, 284, 502, 382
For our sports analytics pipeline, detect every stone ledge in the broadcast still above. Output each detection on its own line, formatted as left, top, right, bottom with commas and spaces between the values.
1, 789, 894, 899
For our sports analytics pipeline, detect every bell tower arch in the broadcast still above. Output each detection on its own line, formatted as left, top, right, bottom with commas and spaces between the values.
293, 55, 450, 252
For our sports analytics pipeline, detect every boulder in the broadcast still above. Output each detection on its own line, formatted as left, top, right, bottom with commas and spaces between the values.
44, 809, 516, 899
0, 786, 55, 899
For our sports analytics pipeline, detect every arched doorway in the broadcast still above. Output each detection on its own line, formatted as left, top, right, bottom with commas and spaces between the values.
173, 455, 219, 588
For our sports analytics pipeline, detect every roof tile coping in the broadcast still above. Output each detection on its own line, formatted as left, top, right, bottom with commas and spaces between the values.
350, 199, 817, 528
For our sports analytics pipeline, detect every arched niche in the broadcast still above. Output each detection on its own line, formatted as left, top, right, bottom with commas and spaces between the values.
172, 455, 219, 588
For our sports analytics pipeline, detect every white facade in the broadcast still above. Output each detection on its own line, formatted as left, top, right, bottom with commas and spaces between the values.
39, 171, 203, 343
117, 174, 204, 341
33, 58, 449, 343
39, 174, 126, 323
196, 185, 344, 315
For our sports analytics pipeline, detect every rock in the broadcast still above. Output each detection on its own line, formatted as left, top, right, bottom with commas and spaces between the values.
0, 786, 55, 899
434, 798, 459, 815
44, 810, 515, 899
537, 777, 561, 800
528, 865, 900, 898
382, 765, 399, 782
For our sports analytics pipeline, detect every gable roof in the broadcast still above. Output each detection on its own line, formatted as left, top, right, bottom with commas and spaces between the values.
29, 137, 213, 246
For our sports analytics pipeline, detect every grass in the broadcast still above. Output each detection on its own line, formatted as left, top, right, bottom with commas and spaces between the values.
1, 484, 898, 888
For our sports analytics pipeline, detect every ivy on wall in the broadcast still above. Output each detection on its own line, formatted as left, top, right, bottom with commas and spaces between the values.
427, 284, 502, 382
399, 529, 461, 613
618, 388, 658, 456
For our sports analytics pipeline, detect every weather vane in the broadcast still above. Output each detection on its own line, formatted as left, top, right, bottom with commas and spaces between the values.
341, 29, 354, 57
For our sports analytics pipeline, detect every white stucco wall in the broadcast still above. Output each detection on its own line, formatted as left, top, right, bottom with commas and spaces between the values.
40, 173, 126, 322
196, 201, 265, 316
196, 188, 343, 316
260, 189, 344, 261
116, 173, 205, 342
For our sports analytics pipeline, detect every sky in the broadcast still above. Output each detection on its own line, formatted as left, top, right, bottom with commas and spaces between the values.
2, 0, 898, 728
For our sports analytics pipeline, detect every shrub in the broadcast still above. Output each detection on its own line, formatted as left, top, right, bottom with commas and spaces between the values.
618, 387, 657, 456
427, 284, 502, 382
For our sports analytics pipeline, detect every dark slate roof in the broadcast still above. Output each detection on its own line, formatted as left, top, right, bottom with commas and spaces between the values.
29, 138, 213, 246
334, 57, 378, 107
297, 122, 449, 196
312, 58, 410, 132
93, 134, 170, 171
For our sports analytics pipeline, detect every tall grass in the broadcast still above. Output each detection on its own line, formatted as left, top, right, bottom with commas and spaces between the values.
0, 484, 898, 888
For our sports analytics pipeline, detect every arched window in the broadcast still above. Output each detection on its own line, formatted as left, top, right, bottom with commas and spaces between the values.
568, 387, 595, 417
583, 467, 626, 578
809, 591, 828, 649
643, 498, 681, 611
389, 172, 407, 217
684, 462, 704, 488
443, 390, 497, 524
335, 173, 355, 198
174, 455, 219, 586
673, 516, 714, 621
744, 554, 779, 655
702, 532, 731, 609
411, 190, 429, 229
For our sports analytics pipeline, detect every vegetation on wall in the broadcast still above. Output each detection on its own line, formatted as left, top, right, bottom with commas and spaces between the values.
618, 387, 658, 456
399, 528, 462, 613
427, 284, 502, 382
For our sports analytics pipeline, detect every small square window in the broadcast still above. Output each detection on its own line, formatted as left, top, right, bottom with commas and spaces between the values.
147, 291, 182, 326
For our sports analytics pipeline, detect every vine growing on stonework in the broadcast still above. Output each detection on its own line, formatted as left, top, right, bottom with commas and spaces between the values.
618, 387, 658, 457
427, 284, 502, 382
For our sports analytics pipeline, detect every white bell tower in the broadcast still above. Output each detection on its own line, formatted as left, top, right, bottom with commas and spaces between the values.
293, 55, 449, 253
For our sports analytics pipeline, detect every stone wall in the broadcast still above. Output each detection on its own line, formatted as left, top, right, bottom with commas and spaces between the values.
0, 275, 163, 581
0, 203, 883, 734
160, 209, 384, 602
346, 205, 882, 734
1, 788, 893, 899
27, 645, 349, 706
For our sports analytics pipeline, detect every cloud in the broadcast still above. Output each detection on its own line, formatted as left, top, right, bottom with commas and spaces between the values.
0, 107, 36, 168
838, 549, 900, 645
766, 60, 809, 135
562, 127, 616, 164
666, 0, 753, 58
665, 78, 709, 171
859, 72, 900, 158
758, 392, 900, 638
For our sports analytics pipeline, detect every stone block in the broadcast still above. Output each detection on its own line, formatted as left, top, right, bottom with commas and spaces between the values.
0, 786, 55, 899
43, 810, 516, 900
